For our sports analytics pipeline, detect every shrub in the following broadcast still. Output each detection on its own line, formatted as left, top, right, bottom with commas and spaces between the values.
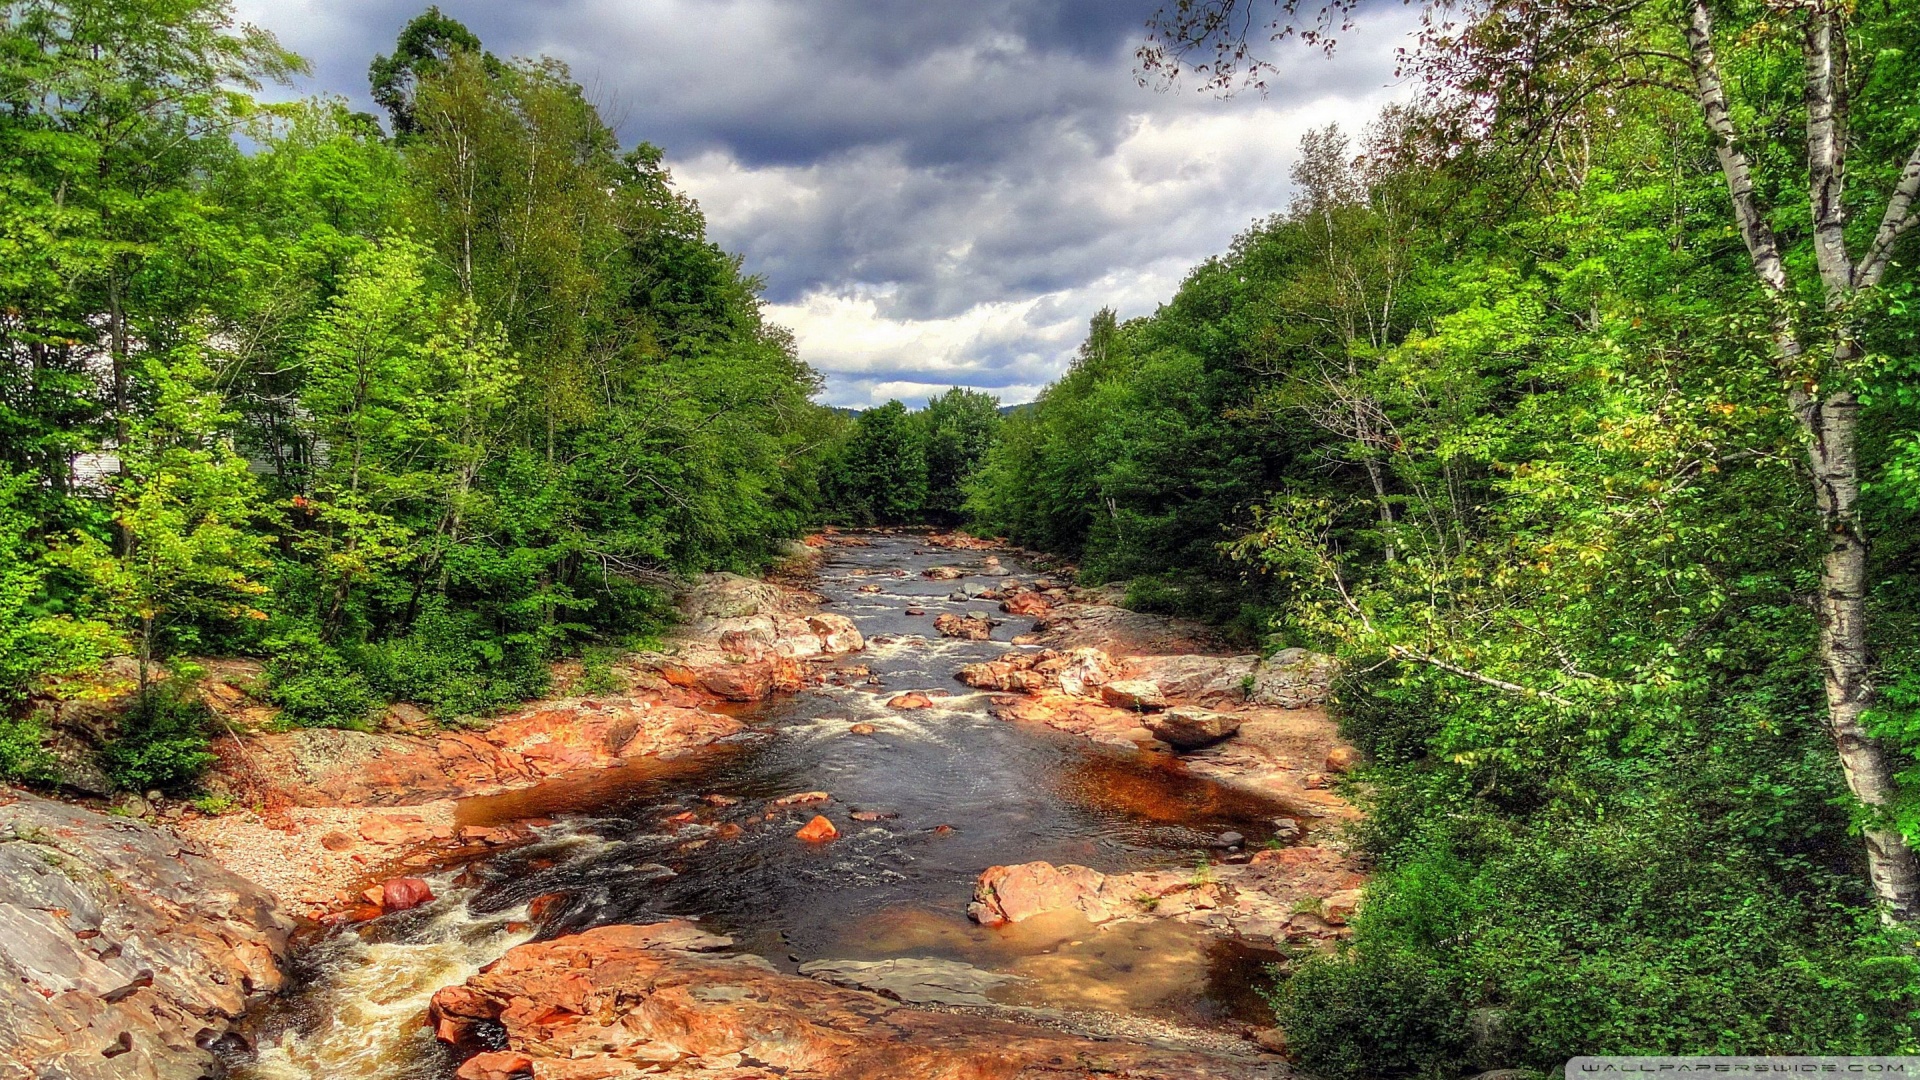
265, 636, 382, 730
0, 712, 53, 781
354, 608, 550, 722
99, 682, 216, 793
577, 645, 628, 696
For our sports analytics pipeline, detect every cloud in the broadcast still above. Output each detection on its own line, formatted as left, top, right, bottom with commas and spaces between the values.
234, 0, 1419, 407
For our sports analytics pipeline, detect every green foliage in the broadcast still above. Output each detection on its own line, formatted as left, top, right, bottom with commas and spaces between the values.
99, 680, 215, 794
0, 4, 838, 744
0, 712, 54, 781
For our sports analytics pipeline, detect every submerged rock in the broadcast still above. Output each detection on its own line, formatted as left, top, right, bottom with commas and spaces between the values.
798, 956, 1022, 1006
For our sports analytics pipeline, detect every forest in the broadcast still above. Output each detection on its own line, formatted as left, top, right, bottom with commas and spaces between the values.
5, 0, 1920, 1074
964, 0, 1920, 1068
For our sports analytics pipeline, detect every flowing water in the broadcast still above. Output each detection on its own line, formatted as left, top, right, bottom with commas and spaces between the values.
228, 534, 1298, 1077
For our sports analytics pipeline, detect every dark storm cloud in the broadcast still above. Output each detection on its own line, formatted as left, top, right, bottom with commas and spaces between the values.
237, 0, 1415, 405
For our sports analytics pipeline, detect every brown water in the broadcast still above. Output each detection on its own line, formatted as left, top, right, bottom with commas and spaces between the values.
228, 534, 1295, 1077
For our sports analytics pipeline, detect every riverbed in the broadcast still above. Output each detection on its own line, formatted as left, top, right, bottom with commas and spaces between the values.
227, 534, 1295, 1078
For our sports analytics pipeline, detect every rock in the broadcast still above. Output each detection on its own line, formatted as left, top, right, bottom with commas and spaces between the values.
799, 956, 1023, 1007
1000, 591, 1053, 617
1124, 654, 1259, 705
1325, 745, 1360, 773
850, 810, 897, 821
1248, 648, 1340, 708
1143, 706, 1242, 751
1251, 1026, 1289, 1054
1025, 603, 1228, 655
857, 584, 883, 593
456, 1050, 534, 1080
772, 791, 830, 806
795, 815, 839, 843
700, 793, 740, 806
381, 877, 435, 912
1321, 888, 1363, 925
904, 607, 926, 616
849, 722, 877, 735
1099, 679, 1168, 712
1214, 831, 1245, 849
969, 862, 1108, 926
923, 566, 967, 580
319, 830, 356, 851
0, 791, 290, 1080
933, 613, 993, 640
1271, 817, 1302, 841
359, 812, 435, 844
429, 921, 1260, 1079
675, 572, 793, 620
887, 692, 932, 709
959, 581, 993, 598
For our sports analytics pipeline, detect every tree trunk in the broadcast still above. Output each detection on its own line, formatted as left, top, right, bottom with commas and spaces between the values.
1802, 386, 1920, 921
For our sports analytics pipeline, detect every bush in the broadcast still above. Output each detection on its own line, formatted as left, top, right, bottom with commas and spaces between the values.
354, 608, 550, 722
266, 635, 382, 730
577, 645, 628, 696
99, 683, 216, 793
0, 712, 53, 781
1270, 943, 1470, 1080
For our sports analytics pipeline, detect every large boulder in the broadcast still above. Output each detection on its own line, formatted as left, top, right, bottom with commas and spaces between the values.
1124, 653, 1259, 706
674, 572, 792, 620
0, 790, 291, 1080
1143, 706, 1242, 751
1248, 648, 1339, 708
968, 861, 1108, 926
1099, 679, 1168, 712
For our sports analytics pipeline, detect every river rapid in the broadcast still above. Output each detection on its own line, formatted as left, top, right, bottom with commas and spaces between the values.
227, 534, 1294, 1079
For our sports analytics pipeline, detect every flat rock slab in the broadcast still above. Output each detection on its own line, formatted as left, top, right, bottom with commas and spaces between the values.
799, 956, 1023, 1006
0, 790, 291, 1080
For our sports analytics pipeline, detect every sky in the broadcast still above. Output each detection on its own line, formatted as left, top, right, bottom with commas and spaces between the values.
232, 0, 1418, 407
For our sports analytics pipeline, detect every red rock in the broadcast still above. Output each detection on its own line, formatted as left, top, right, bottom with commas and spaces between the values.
358, 813, 435, 845
969, 862, 1106, 926
849, 722, 877, 734
381, 877, 435, 912
1000, 591, 1054, 617
319, 830, 356, 851
715, 823, 745, 840
932, 824, 955, 835
1325, 745, 1360, 773
430, 921, 1258, 1078
905, 607, 927, 616
528, 892, 569, 923
887, 692, 932, 709
700, 793, 740, 806
667, 811, 698, 824
923, 566, 966, 580
456, 1051, 532, 1080
795, 815, 839, 843
772, 791, 830, 806
933, 613, 994, 640
850, 810, 897, 822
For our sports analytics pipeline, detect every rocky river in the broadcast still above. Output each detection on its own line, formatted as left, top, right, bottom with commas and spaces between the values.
1, 531, 1360, 1079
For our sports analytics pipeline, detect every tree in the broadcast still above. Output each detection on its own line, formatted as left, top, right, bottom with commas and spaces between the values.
368, 5, 485, 137
839, 401, 929, 524
918, 387, 1002, 522
56, 345, 271, 692
1145, 0, 1920, 923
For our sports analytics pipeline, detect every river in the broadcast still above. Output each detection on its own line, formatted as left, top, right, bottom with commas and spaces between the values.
227, 533, 1294, 1078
